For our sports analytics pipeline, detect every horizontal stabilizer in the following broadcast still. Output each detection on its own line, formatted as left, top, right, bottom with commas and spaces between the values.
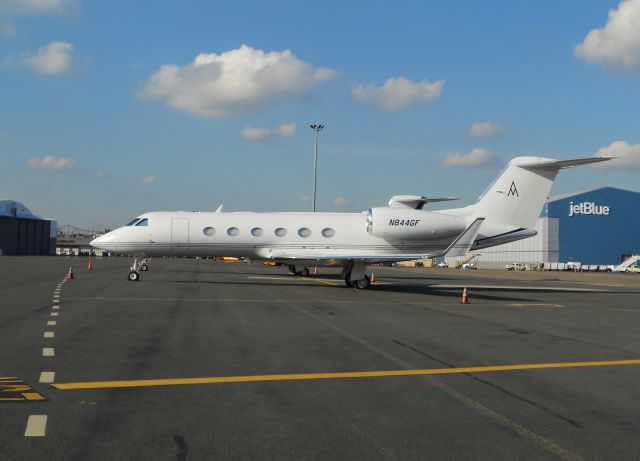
517, 156, 613, 170
441, 218, 485, 258
389, 195, 459, 210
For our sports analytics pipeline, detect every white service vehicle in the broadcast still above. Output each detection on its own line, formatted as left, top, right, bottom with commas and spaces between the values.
91, 156, 609, 289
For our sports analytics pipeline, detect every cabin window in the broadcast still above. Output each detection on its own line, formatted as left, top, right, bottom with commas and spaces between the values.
321, 228, 335, 238
227, 227, 240, 236
274, 227, 287, 237
135, 218, 149, 227
203, 227, 216, 236
251, 227, 263, 237
298, 227, 311, 238
126, 218, 141, 226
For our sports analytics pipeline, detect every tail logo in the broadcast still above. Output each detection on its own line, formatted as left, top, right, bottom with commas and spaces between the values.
507, 181, 519, 197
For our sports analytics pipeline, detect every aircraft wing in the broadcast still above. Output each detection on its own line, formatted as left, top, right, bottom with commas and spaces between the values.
440, 217, 485, 257
270, 254, 435, 266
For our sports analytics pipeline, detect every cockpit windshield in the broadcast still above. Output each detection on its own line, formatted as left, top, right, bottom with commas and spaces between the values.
126, 218, 141, 226
135, 218, 149, 226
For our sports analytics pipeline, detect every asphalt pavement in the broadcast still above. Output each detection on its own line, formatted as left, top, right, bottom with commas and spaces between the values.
1, 256, 639, 460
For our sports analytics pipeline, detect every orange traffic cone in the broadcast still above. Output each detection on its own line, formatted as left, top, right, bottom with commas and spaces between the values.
371, 273, 376, 284
87, 259, 93, 270
313, 267, 319, 275
461, 286, 469, 304
67, 267, 74, 280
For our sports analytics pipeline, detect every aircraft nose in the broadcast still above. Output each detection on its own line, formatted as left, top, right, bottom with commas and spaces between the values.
90, 231, 118, 248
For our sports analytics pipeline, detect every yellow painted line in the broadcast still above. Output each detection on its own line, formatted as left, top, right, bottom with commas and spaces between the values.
53, 358, 640, 391
248, 275, 340, 286
507, 303, 565, 308
22, 393, 45, 401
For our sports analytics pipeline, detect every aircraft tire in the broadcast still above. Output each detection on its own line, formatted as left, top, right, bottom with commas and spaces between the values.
140, 264, 149, 271
354, 276, 371, 290
128, 271, 140, 282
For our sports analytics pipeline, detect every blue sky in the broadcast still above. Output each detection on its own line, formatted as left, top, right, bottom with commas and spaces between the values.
1, 0, 640, 230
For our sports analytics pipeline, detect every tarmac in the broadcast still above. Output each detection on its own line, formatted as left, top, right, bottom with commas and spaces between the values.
1, 256, 639, 460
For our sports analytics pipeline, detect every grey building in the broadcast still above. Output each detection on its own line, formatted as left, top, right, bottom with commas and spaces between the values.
0, 200, 57, 255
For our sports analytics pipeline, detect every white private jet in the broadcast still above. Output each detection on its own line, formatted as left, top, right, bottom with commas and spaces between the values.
91, 156, 609, 288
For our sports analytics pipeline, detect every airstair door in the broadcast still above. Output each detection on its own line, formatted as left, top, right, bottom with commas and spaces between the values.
171, 218, 189, 254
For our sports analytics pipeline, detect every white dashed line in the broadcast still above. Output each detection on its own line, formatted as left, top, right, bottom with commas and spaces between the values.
42, 348, 55, 357
43, 332, 55, 338
47, 320, 57, 326
50, 312, 59, 317
25, 415, 47, 437
39, 372, 55, 383
52, 305, 59, 310
53, 295, 60, 298
53, 299, 60, 304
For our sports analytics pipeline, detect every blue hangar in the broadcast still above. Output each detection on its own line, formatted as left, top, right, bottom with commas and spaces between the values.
547, 187, 640, 264
478, 187, 640, 266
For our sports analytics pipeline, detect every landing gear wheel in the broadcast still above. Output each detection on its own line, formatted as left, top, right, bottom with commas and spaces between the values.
128, 271, 140, 281
140, 264, 149, 271
354, 275, 371, 290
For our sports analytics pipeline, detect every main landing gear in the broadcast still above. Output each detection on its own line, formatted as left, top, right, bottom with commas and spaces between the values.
288, 265, 310, 277
128, 257, 151, 282
341, 262, 371, 289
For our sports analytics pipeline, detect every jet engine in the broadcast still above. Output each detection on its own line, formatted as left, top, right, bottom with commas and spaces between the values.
366, 207, 466, 240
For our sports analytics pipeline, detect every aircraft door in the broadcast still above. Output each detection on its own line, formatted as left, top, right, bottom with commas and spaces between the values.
171, 218, 190, 254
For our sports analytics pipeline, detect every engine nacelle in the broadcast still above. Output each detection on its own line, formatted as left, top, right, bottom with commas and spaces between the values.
366, 207, 466, 240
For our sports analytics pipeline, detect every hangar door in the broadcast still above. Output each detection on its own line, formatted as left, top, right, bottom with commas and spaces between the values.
171, 218, 189, 253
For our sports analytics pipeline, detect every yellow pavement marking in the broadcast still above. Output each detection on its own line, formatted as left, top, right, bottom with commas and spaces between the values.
507, 303, 566, 308
1, 377, 46, 402
247, 275, 340, 286
53, 358, 640, 391
429, 284, 605, 292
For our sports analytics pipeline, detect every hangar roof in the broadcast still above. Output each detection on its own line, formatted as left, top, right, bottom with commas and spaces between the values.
0, 200, 43, 220
548, 186, 639, 203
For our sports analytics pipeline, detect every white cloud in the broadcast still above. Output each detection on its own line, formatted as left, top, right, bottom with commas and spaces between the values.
141, 175, 157, 185
95, 170, 110, 179
138, 45, 337, 117
24, 41, 73, 74
242, 127, 271, 141
0, 0, 66, 15
468, 121, 505, 138
575, 0, 640, 72
298, 195, 311, 203
594, 140, 640, 169
242, 123, 297, 141
333, 197, 352, 207
26, 155, 76, 170
443, 148, 499, 168
275, 123, 296, 137
352, 77, 444, 111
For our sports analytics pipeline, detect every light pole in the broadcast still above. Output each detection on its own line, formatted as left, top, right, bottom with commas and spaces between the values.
309, 124, 324, 212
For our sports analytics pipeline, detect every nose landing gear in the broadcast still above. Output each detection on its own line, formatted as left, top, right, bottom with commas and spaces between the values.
128, 257, 151, 281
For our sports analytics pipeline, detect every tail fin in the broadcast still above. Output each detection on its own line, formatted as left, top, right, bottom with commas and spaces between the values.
469, 156, 610, 229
